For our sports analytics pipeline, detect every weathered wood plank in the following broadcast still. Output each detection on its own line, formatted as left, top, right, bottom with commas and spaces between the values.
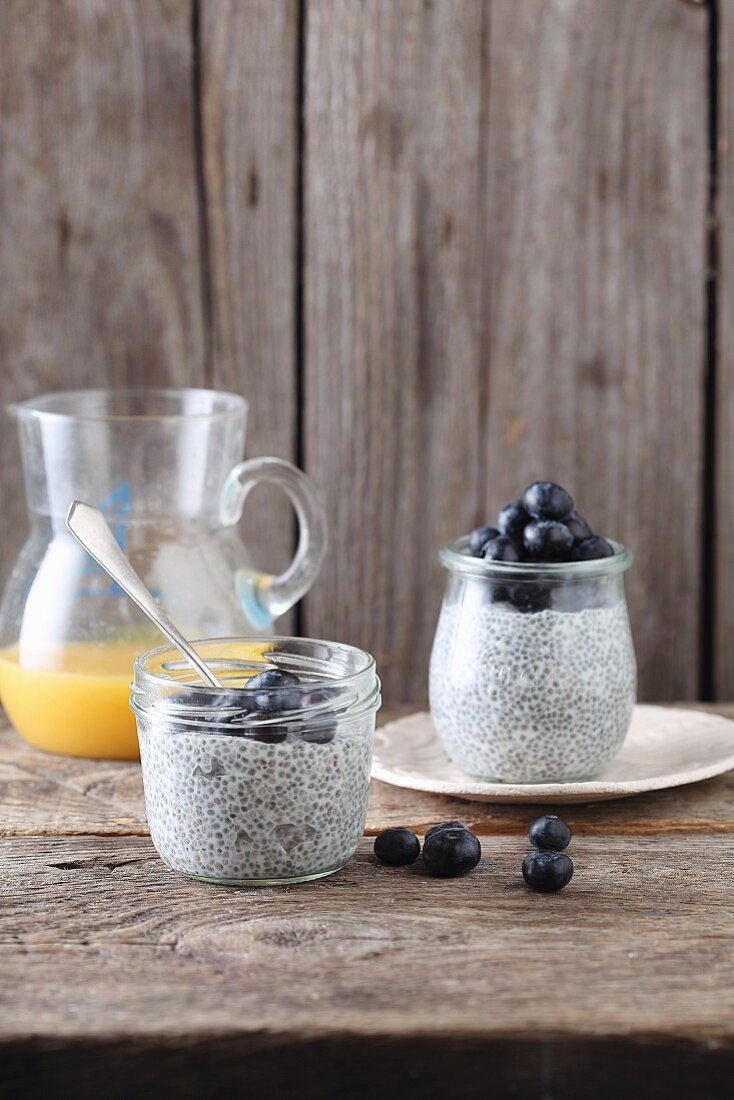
303, 0, 708, 705
716, 0, 734, 698
4, 706, 734, 839
0, 0, 206, 586
483, 0, 708, 701
201, 0, 300, 615
2, 833, 734, 1053
303, 0, 486, 701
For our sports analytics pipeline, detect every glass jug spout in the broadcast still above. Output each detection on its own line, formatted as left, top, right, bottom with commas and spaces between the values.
220, 457, 328, 628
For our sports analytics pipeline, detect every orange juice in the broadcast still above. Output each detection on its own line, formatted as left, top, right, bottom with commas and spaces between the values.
0, 643, 144, 759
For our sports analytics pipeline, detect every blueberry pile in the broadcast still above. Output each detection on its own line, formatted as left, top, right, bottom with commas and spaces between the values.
522, 815, 574, 893
373, 821, 481, 878
374, 816, 576, 892
165, 667, 338, 745
468, 482, 614, 565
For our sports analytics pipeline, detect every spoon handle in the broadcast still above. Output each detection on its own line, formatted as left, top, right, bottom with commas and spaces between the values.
65, 501, 222, 689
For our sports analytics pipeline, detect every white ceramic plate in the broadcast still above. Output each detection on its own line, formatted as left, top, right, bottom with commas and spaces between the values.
372, 706, 734, 804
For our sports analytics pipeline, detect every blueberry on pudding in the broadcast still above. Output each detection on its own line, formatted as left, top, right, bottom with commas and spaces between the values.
468, 525, 500, 557
430, 482, 636, 783
522, 519, 574, 561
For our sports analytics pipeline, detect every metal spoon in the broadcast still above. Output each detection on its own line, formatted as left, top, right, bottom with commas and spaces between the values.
65, 500, 223, 689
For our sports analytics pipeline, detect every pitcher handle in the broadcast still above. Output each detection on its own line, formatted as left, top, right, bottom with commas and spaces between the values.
220, 457, 327, 627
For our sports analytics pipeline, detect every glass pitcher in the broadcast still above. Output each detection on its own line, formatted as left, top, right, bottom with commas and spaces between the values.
0, 388, 327, 760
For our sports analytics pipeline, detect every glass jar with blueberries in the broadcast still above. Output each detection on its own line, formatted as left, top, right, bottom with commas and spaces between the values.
131, 636, 381, 885
429, 482, 637, 783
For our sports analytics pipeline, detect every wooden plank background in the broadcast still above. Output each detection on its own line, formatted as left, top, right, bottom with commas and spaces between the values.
0, 0, 717, 705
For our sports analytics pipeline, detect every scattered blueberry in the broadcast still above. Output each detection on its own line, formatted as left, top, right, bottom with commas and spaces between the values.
422, 827, 481, 878
528, 815, 572, 852
522, 850, 574, 893
468, 524, 500, 557
248, 667, 302, 714
424, 820, 471, 842
523, 519, 574, 561
572, 535, 615, 561
374, 828, 421, 867
523, 481, 574, 521
498, 499, 531, 545
564, 510, 593, 541
482, 535, 520, 563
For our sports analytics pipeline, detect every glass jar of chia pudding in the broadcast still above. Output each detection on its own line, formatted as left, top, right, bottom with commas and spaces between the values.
429, 538, 636, 783
131, 637, 381, 885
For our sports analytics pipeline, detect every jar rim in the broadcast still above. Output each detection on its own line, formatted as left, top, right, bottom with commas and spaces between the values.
134, 635, 376, 689
134, 633, 378, 699
131, 635, 380, 731
440, 536, 633, 579
7, 387, 247, 424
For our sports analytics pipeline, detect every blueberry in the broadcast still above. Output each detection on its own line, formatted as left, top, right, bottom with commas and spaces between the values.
528, 815, 572, 852
572, 536, 615, 561
522, 481, 574, 521
210, 689, 256, 714
565, 510, 593, 541
241, 727, 288, 744
299, 712, 336, 748
374, 828, 421, 867
424, 820, 471, 842
422, 827, 481, 878
248, 667, 302, 714
302, 687, 337, 708
523, 520, 574, 561
165, 689, 255, 728
508, 584, 551, 613
248, 668, 301, 691
522, 850, 574, 893
497, 499, 531, 545
300, 721, 336, 745
482, 535, 520, 563
468, 524, 500, 557
296, 687, 338, 743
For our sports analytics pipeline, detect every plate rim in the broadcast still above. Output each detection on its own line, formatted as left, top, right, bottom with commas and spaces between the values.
372, 705, 734, 803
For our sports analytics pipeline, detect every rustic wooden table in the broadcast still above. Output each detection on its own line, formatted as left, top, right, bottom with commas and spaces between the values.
3, 704, 734, 1099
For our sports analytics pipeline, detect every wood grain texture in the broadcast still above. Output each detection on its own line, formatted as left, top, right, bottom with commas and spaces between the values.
303, 0, 708, 705
483, 0, 708, 701
0, 0, 206, 585
4, 705, 734, 840
303, 0, 486, 701
716, 0, 734, 698
3, 702, 734, 1095
201, 0, 300, 602
3, 832, 734, 1087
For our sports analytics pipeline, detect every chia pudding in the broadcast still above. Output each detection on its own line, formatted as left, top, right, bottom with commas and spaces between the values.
430, 598, 636, 782
132, 637, 381, 884
430, 483, 637, 783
